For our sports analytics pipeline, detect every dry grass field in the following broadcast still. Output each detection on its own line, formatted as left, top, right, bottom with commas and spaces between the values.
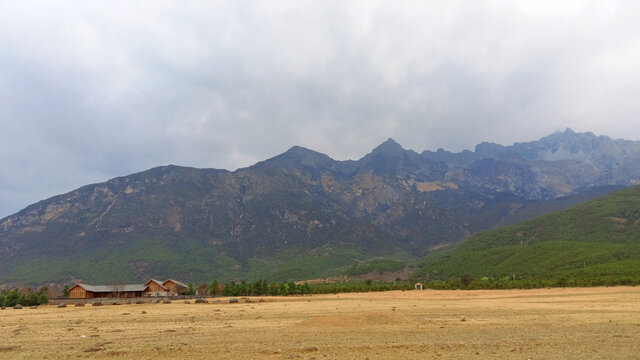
1, 287, 639, 359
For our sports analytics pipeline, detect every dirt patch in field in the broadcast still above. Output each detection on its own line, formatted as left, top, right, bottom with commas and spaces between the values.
298, 311, 413, 328
0, 288, 638, 359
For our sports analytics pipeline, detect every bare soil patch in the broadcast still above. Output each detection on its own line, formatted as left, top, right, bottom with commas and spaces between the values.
0, 287, 638, 359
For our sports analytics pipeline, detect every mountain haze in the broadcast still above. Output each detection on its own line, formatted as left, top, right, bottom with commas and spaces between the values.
1, 129, 640, 285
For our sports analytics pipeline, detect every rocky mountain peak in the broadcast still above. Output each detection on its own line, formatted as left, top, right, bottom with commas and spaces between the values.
370, 138, 405, 156
533, 128, 605, 157
266, 145, 335, 169
474, 142, 506, 158
282, 145, 319, 157
540, 127, 596, 143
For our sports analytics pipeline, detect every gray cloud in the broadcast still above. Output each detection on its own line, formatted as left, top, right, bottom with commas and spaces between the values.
2, 0, 640, 217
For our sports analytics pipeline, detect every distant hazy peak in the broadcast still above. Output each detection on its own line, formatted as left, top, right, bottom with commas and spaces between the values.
370, 138, 405, 156
283, 145, 319, 156
264, 145, 335, 169
474, 142, 506, 157
540, 128, 598, 141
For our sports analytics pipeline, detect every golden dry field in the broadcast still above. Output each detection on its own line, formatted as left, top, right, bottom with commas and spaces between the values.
1, 287, 639, 359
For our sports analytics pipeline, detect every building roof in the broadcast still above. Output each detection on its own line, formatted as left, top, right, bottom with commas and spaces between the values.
145, 279, 169, 290
72, 279, 186, 293
163, 279, 188, 288
76, 284, 148, 292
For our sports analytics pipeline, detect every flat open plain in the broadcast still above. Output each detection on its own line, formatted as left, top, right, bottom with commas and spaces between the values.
0, 287, 639, 359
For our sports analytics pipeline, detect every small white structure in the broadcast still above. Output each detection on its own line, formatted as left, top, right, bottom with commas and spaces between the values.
414, 282, 423, 290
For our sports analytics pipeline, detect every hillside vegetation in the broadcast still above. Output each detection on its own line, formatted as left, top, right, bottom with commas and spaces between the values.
414, 186, 640, 283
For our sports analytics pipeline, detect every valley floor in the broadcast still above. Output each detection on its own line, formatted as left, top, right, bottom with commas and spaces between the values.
1, 287, 639, 359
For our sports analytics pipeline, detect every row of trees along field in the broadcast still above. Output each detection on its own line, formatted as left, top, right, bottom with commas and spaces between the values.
204, 275, 640, 297
0, 287, 49, 307
203, 279, 414, 297
413, 275, 640, 290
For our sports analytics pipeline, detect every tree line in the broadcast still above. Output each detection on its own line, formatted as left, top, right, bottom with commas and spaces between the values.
201, 279, 415, 297
0, 287, 49, 307
411, 274, 640, 290
199, 275, 639, 297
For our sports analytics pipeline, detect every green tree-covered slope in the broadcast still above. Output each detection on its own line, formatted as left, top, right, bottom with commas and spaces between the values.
415, 186, 640, 282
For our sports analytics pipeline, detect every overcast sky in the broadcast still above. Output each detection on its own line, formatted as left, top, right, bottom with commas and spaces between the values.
2, 0, 640, 218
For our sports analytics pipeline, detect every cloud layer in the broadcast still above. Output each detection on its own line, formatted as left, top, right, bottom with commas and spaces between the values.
2, 1, 640, 217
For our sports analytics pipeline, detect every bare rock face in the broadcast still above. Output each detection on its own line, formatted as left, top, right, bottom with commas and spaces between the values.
0, 129, 638, 285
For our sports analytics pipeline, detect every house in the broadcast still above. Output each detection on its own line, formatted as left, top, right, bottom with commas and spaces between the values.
195, 284, 208, 296
144, 279, 169, 297
163, 279, 189, 295
68, 279, 188, 299
68, 284, 147, 299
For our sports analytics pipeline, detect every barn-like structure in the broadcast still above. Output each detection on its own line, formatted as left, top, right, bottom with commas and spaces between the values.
163, 279, 188, 295
68, 279, 189, 299
145, 279, 169, 297
68, 284, 147, 299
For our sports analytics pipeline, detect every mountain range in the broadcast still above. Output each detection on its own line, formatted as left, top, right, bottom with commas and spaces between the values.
2, 128, 640, 285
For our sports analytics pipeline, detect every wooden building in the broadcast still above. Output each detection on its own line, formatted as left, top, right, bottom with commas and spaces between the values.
195, 284, 209, 296
68, 284, 147, 299
144, 279, 169, 297
68, 278, 188, 299
163, 279, 188, 295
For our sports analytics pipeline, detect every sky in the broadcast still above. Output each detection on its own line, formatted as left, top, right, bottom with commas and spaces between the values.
2, 0, 640, 218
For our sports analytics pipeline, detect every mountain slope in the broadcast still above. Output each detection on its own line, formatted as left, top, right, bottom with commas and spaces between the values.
414, 186, 640, 281
1, 129, 640, 285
